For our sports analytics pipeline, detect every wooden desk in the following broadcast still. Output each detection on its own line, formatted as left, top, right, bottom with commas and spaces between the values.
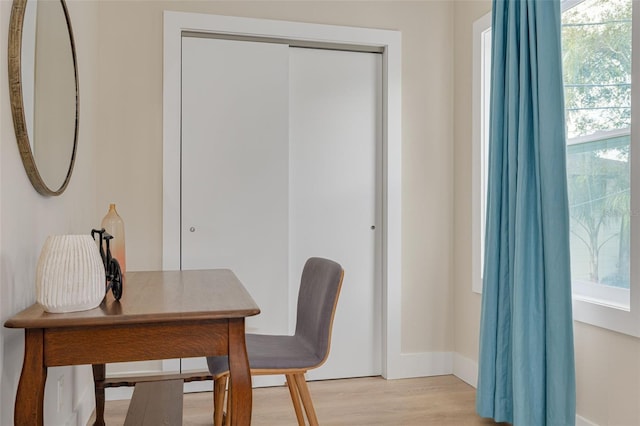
4, 269, 260, 426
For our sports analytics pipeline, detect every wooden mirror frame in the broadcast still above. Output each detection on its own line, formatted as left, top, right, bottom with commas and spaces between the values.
8, 0, 79, 196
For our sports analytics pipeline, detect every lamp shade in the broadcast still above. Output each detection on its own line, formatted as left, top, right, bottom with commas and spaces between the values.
36, 235, 106, 313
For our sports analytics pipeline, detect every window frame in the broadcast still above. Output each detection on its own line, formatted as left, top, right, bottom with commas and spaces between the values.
471, 2, 640, 337
471, 11, 492, 295
572, 0, 640, 336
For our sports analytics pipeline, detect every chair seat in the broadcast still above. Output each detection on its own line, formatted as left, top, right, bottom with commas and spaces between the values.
207, 334, 323, 375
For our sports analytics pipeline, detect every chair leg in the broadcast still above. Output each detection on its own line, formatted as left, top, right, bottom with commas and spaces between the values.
213, 375, 227, 426
293, 373, 319, 426
225, 377, 232, 426
286, 373, 306, 426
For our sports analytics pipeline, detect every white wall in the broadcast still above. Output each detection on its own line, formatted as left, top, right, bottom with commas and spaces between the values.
0, 1, 100, 424
453, 2, 640, 424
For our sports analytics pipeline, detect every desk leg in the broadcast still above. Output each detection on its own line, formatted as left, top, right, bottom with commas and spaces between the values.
15, 329, 46, 426
92, 364, 106, 426
228, 318, 252, 426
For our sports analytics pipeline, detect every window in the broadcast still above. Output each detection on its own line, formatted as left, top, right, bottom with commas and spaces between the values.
564, 0, 632, 309
471, 11, 491, 294
472, 1, 640, 336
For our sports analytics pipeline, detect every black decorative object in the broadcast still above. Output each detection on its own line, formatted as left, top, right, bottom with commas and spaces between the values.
91, 228, 123, 301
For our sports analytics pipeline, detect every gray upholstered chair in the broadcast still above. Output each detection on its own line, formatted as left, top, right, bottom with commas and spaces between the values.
207, 257, 344, 426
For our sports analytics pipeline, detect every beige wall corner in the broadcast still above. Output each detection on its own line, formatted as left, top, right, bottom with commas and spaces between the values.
452, 0, 491, 366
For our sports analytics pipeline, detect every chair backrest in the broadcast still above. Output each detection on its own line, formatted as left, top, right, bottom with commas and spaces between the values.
294, 257, 344, 367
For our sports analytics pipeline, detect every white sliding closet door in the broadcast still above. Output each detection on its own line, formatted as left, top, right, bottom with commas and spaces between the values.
181, 37, 290, 377
288, 47, 382, 379
180, 36, 382, 384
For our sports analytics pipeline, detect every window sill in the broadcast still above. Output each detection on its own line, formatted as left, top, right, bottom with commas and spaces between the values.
572, 297, 640, 337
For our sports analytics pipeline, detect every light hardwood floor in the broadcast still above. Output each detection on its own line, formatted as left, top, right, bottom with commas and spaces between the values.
93, 375, 506, 425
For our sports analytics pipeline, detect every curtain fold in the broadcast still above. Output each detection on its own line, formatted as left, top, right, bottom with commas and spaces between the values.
476, 1, 576, 425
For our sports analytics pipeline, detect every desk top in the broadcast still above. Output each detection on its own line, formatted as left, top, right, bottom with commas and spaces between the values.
5, 269, 260, 329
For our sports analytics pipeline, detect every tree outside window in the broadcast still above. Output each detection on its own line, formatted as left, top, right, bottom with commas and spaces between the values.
563, 0, 632, 290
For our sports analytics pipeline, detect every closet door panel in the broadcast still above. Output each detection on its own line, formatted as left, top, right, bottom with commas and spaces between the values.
181, 37, 290, 376
289, 47, 382, 379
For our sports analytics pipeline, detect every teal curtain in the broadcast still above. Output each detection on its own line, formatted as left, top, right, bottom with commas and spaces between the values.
476, 0, 576, 425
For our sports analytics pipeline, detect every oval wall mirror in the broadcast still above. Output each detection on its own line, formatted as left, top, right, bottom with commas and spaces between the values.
8, 0, 79, 196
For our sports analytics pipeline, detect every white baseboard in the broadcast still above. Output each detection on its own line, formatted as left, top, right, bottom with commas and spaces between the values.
576, 414, 599, 426
106, 386, 135, 401
385, 351, 454, 379
452, 353, 478, 388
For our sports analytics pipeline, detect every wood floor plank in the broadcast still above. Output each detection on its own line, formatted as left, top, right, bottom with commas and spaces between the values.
90, 375, 506, 426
